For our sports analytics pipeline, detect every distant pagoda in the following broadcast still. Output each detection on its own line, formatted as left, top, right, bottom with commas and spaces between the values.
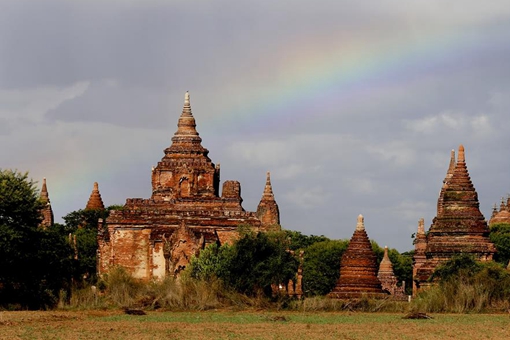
86, 182, 105, 210
413, 145, 496, 292
489, 197, 510, 226
39, 178, 54, 228
328, 214, 387, 299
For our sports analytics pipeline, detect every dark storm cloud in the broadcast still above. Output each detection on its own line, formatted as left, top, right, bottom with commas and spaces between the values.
2, 0, 510, 251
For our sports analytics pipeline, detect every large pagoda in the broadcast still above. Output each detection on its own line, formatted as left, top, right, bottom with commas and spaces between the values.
413, 145, 496, 292
98, 92, 280, 280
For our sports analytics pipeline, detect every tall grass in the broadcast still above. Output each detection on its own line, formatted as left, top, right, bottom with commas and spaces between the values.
61, 266, 270, 311
289, 296, 409, 313
411, 258, 510, 313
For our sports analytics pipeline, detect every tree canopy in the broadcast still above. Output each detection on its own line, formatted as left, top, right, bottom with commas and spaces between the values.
0, 169, 72, 309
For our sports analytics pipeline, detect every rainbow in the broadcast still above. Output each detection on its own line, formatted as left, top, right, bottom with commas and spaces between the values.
204, 25, 505, 133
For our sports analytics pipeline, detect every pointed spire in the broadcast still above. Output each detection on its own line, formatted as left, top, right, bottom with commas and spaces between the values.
262, 171, 274, 199
458, 144, 465, 163
417, 218, 425, 235
448, 149, 456, 175
257, 171, 280, 231
40, 177, 50, 203
442, 149, 456, 189
379, 246, 393, 271
164, 91, 207, 157
175, 91, 199, 137
500, 197, 506, 211
491, 204, 498, 219
86, 182, 105, 210
356, 214, 365, 231
39, 177, 54, 228
182, 91, 192, 117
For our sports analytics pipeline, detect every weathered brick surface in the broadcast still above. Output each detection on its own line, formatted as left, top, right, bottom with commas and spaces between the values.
378, 246, 406, 299
414, 145, 496, 292
98, 92, 280, 280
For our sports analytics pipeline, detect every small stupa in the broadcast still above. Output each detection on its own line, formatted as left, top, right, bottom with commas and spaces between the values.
86, 182, 105, 210
328, 214, 387, 299
378, 246, 397, 292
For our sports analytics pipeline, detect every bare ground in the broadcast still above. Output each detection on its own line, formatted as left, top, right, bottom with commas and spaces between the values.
1, 310, 509, 340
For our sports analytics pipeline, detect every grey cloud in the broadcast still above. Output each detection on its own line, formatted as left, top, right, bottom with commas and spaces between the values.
2, 0, 510, 251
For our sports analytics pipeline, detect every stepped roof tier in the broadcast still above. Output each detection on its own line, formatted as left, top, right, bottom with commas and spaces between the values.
328, 215, 387, 299
99, 92, 280, 280
414, 145, 496, 286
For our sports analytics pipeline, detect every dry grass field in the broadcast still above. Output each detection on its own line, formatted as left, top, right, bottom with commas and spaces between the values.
1, 310, 509, 340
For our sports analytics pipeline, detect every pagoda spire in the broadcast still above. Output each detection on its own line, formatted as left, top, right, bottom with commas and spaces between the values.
438, 149, 456, 215
256, 171, 280, 231
356, 214, 365, 231
86, 182, 105, 210
39, 177, 54, 228
40, 177, 50, 203
444, 149, 456, 187
262, 171, 274, 199
164, 91, 208, 157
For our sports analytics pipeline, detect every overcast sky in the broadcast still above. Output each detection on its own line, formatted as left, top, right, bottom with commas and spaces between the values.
2, 0, 510, 251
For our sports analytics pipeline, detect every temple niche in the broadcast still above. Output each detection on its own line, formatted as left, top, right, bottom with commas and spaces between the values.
98, 92, 281, 280
413, 145, 496, 294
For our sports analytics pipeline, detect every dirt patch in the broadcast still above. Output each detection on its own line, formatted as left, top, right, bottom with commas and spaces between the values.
0, 310, 508, 340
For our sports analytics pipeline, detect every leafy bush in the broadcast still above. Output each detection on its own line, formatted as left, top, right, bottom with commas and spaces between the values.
188, 229, 298, 297
489, 223, 510, 265
0, 170, 73, 309
412, 254, 510, 313
302, 240, 349, 296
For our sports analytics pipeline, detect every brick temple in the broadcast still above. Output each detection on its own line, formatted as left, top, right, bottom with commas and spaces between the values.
413, 145, 496, 294
97, 92, 280, 280
328, 214, 387, 299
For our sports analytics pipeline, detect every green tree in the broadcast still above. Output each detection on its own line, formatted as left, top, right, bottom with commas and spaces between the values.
0, 169, 73, 309
489, 223, 510, 265
189, 229, 298, 297
282, 230, 330, 251
61, 208, 112, 283
302, 239, 349, 296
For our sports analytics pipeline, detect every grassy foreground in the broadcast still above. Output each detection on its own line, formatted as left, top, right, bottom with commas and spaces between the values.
1, 310, 509, 340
